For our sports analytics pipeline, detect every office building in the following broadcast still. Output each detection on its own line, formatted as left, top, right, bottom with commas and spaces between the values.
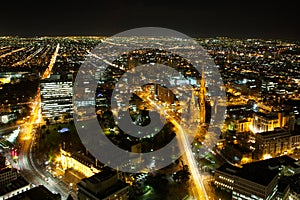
215, 162, 278, 200
40, 74, 73, 123
214, 156, 298, 200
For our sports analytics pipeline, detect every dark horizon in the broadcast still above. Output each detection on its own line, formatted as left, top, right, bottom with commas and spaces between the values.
0, 0, 299, 41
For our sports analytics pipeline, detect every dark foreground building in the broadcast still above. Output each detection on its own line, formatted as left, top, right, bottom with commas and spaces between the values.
77, 167, 130, 200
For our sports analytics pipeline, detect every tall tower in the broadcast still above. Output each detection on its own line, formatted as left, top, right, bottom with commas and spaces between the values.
199, 67, 206, 124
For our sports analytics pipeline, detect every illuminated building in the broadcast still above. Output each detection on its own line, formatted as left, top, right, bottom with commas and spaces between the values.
290, 132, 300, 150
77, 167, 130, 200
215, 163, 278, 200
60, 149, 100, 178
188, 90, 200, 123
199, 67, 206, 124
251, 112, 293, 134
227, 118, 252, 133
236, 119, 252, 133
215, 155, 300, 200
40, 74, 73, 123
156, 84, 174, 104
255, 128, 290, 159
261, 80, 278, 93
0, 72, 36, 84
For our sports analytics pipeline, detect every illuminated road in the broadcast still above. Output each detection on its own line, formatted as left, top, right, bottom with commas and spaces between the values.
12, 47, 44, 67
171, 118, 208, 200
0, 47, 25, 59
17, 91, 76, 199
14, 51, 77, 199
137, 92, 209, 200
42, 43, 60, 79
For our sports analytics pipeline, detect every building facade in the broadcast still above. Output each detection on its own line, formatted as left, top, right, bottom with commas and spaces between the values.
215, 163, 278, 200
0, 168, 18, 186
251, 112, 294, 134
255, 128, 290, 159
60, 149, 100, 178
40, 74, 73, 123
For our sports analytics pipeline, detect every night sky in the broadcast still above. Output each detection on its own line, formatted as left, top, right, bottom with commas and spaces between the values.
0, 0, 299, 40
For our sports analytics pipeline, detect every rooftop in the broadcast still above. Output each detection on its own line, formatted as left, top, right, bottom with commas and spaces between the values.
256, 128, 289, 137
217, 156, 299, 186
81, 166, 116, 184
254, 111, 278, 120
217, 163, 277, 186
0, 176, 29, 196
7, 185, 61, 200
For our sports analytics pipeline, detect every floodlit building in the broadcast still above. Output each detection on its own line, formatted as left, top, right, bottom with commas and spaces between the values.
60, 148, 100, 178
251, 112, 294, 134
255, 128, 290, 159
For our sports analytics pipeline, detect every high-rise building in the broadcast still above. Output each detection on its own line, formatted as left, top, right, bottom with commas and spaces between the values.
40, 74, 73, 123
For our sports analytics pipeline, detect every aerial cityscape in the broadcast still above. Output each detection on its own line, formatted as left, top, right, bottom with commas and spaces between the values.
0, 34, 299, 200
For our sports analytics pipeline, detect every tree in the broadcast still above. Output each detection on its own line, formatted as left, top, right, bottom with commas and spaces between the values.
41, 125, 46, 134
46, 118, 50, 126
54, 116, 59, 124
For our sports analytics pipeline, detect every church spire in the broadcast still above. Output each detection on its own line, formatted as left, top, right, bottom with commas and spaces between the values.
199, 67, 206, 124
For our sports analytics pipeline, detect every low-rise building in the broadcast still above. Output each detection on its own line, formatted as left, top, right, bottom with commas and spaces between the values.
0, 175, 32, 199
0, 168, 18, 186
215, 163, 278, 200
215, 156, 298, 200
7, 185, 61, 200
255, 128, 290, 159
77, 167, 130, 200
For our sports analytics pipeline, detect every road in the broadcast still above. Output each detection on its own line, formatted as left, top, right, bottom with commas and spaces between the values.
0, 47, 25, 59
136, 92, 209, 200
15, 77, 77, 199
12, 47, 44, 67
42, 43, 60, 79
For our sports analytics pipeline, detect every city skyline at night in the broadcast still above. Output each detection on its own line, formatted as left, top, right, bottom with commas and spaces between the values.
0, 33, 299, 200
